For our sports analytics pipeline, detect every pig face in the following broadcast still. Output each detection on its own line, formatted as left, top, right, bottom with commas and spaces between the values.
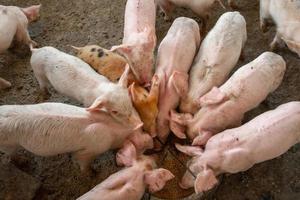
176, 144, 219, 194
87, 67, 143, 129
21, 5, 41, 23
111, 29, 156, 85
117, 141, 175, 193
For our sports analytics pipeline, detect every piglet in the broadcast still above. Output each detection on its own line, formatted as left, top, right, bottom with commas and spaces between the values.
155, 0, 237, 30
260, 0, 300, 56
111, 0, 156, 86
30, 46, 140, 125
71, 45, 128, 82
180, 11, 247, 114
155, 17, 201, 144
77, 141, 174, 200
130, 75, 159, 137
171, 52, 286, 145
0, 102, 143, 172
0, 4, 40, 89
0, 4, 40, 53
176, 101, 300, 193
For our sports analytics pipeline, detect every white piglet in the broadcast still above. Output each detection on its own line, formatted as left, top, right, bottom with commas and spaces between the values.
77, 142, 174, 200
260, 0, 300, 56
0, 4, 40, 89
30, 46, 140, 125
180, 11, 247, 114
0, 103, 143, 172
176, 101, 300, 194
155, 17, 201, 144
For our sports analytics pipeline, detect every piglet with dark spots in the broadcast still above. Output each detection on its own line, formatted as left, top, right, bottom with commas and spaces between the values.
72, 45, 128, 82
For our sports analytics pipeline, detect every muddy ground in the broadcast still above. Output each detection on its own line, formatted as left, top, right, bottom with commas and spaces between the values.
0, 0, 300, 200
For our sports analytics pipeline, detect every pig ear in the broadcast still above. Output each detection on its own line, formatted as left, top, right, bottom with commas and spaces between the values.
198, 87, 227, 107
170, 71, 189, 98
118, 65, 130, 88
175, 143, 203, 157
192, 131, 213, 146
194, 168, 218, 194
283, 37, 300, 54
86, 98, 107, 112
22, 5, 41, 22
144, 168, 175, 193
116, 141, 137, 167
111, 44, 133, 59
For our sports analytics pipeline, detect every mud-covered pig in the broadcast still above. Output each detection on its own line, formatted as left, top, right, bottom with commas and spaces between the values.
176, 101, 300, 193
180, 12, 247, 114
77, 141, 174, 200
171, 52, 286, 145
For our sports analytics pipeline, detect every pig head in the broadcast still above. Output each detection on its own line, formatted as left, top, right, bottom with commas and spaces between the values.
171, 52, 286, 145
111, 0, 157, 85
176, 101, 300, 194
77, 141, 174, 200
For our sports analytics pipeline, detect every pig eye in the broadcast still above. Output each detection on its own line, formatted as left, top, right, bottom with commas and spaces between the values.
112, 110, 118, 115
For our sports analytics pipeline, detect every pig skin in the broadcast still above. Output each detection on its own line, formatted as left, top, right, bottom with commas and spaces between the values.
155, 0, 237, 29
171, 52, 286, 145
130, 75, 159, 137
72, 45, 128, 82
77, 141, 174, 200
0, 103, 143, 172
155, 17, 201, 143
0, 5, 41, 89
260, 0, 300, 57
176, 101, 300, 193
30, 46, 141, 127
111, 0, 156, 85
180, 11, 247, 114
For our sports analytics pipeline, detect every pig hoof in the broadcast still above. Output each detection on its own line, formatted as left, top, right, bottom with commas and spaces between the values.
229, 3, 239, 10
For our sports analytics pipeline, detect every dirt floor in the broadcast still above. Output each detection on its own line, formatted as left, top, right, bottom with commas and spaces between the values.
0, 0, 300, 200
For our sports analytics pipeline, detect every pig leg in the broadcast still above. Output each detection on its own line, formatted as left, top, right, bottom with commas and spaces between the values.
270, 32, 284, 52
192, 131, 213, 146
72, 150, 96, 174
259, 0, 272, 33
33, 73, 51, 102
0, 77, 12, 90
15, 25, 37, 47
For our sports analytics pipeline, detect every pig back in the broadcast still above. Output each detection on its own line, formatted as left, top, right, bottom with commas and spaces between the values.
220, 52, 286, 110
155, 17, 200, 76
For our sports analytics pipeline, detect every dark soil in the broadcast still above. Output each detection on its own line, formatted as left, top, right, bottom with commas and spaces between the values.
0, 0, 299, 200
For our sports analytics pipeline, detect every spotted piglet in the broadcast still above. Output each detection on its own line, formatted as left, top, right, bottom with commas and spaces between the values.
171, 52, 286, 145
72, 45, 128, 82
77, 141, 174, 200
176, 101, 300, 194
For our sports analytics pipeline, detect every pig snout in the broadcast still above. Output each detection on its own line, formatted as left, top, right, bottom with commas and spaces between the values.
179, 171, 195, 189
